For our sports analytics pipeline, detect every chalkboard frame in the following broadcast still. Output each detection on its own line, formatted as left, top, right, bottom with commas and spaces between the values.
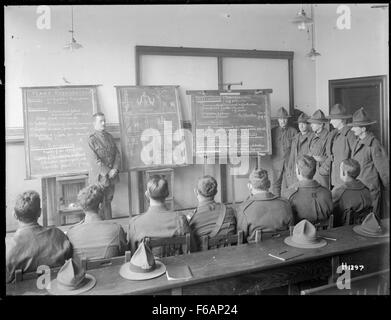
187, 89, 273, 158
21, 85, 100, 179
115, 85, 189, 171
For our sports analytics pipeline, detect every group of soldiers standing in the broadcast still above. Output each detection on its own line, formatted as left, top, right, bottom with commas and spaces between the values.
269, 104, 389, 217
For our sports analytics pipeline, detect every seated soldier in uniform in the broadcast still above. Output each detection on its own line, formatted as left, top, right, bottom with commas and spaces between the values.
236, 169, 293, 243
284, 155, 333, 224
187, 175, 236, 251
128, 175, 191, 254
6, 191, 72, 283
67, 184, 127, 260
332, 159, 372, 227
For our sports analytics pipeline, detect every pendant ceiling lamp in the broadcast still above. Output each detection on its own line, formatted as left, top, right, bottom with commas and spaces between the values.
64, 7, 83, 50
291, 4, 313, 31
306, 4, 320, 61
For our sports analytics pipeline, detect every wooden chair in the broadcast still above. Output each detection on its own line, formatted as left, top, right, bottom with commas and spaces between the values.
301, 269, 389, 295
144, 233, 191, 257
200, 231, 244, 250
82, 251, 131, 270
314, 214, 334, 230
344, 209, 372, 226
254, 229, 291, 243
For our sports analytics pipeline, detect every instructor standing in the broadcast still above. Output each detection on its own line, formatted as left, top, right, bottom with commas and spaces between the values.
88, 112, 120, 220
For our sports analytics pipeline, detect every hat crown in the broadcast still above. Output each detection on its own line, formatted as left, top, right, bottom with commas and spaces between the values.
297, 112, 309, 123
360, 212, 382, 234
129, 240, 156, 272
329, 104, 350, 116
352, 108, 370, 122
56, 258, 85, 288
311, 109, 326, 120
292, 220, 318, 243
276, 107, 289, 118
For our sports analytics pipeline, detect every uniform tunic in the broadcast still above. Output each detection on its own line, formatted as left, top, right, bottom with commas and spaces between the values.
332, 179, 372, 227
270, 126, 298, 196
236, 192, 293, 243
284, 179, 333, 225
128, 204, 191, 256
88, 130, 121, 219
188, 200, 236, 251
351, 132, 389, 216
308, 127, 330, 189
286, 131, 312, 186
328, 126, 357, 188
6, 223, 72, 283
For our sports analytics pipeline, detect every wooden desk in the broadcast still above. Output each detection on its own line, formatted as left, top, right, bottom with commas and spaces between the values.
6, 222, 389, 295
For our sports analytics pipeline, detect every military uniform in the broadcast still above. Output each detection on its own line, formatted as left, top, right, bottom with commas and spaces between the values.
286, 131, 312, 186
351, 133, 389, 216
308, 127, 331, 189
328, 126, 357, 188
127, 204, 191, 255
270, 125, 297, 197
236, 192, 293, 243
88, 130, 121, 220
284, 180, 333, 225
332, 180, 372, 227
187, 200, 236, 251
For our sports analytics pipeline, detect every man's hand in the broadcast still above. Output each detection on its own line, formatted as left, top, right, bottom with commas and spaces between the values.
108, 168, 119, 179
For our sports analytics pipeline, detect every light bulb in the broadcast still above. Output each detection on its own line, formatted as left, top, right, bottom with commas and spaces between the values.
310, 55, 316, 61
298, 22, 306, 30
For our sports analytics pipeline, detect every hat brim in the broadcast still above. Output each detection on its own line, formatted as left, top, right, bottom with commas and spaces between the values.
284, 236, 327, 249
353, 226, 389, 238
272, 116, 291, 119
326, 115, 352, 119
47, 274, 96, 295
119, 260, 166, 280
307, 119, 329, 124
347, 121, 377, 127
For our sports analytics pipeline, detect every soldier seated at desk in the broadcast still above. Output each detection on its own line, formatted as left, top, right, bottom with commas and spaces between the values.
6, 191, 72, 283
284, 155, 333, 225
128, 175, 191, 255
237, 169, 293, 243
67, 184, 127, 260
332, 159, 372, 227
186, 175, 236, 251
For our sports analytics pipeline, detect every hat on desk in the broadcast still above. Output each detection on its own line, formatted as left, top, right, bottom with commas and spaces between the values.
307, 110, 328, 124
284, 220, 327, 249
326, 104, 352, 119
353, 213, 389, 238
119, 240, 166, 280
47, 258, 96, 295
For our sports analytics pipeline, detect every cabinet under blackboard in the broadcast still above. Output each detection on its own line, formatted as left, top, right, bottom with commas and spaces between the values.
22, 85, 99, 179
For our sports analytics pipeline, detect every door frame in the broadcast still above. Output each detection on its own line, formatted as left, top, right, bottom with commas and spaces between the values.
329, 75, 388, 154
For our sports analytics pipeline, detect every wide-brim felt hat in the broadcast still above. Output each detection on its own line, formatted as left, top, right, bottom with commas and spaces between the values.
119, 260, 166, 280
307, 110, 328, 123
353, 213, 389, 238
296, 112, 310, 123
347, 108, 376, 126
48, 274, 96, 295
326, 103, 352, 119
284, 219, 327, 249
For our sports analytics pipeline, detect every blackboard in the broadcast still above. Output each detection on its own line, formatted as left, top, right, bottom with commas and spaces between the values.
188, 89, 272, 156
22, 86, 98, 179
116, 86, 188, 171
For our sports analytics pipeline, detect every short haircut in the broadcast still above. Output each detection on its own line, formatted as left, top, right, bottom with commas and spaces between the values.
249, 169, 270, 191
197, 175, 218, 199
77, 184, 104, 211
341, 158, 361, 179
14, 190, 41, 223
92, 112, 105, 119
147, 175, 169, 201
296, 155, 316, 179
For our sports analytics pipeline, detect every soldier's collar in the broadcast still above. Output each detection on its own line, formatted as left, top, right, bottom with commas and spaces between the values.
251, 191, 278, 201
297, 179, 320, 188
197, 199, 216, 207
344, 179, 367, 190
359, 132, 375, 146
147, 203, 170, 214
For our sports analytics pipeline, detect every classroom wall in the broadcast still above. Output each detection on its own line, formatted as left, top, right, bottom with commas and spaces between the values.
314, 3, 388, 111
6, 4, 386, 231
